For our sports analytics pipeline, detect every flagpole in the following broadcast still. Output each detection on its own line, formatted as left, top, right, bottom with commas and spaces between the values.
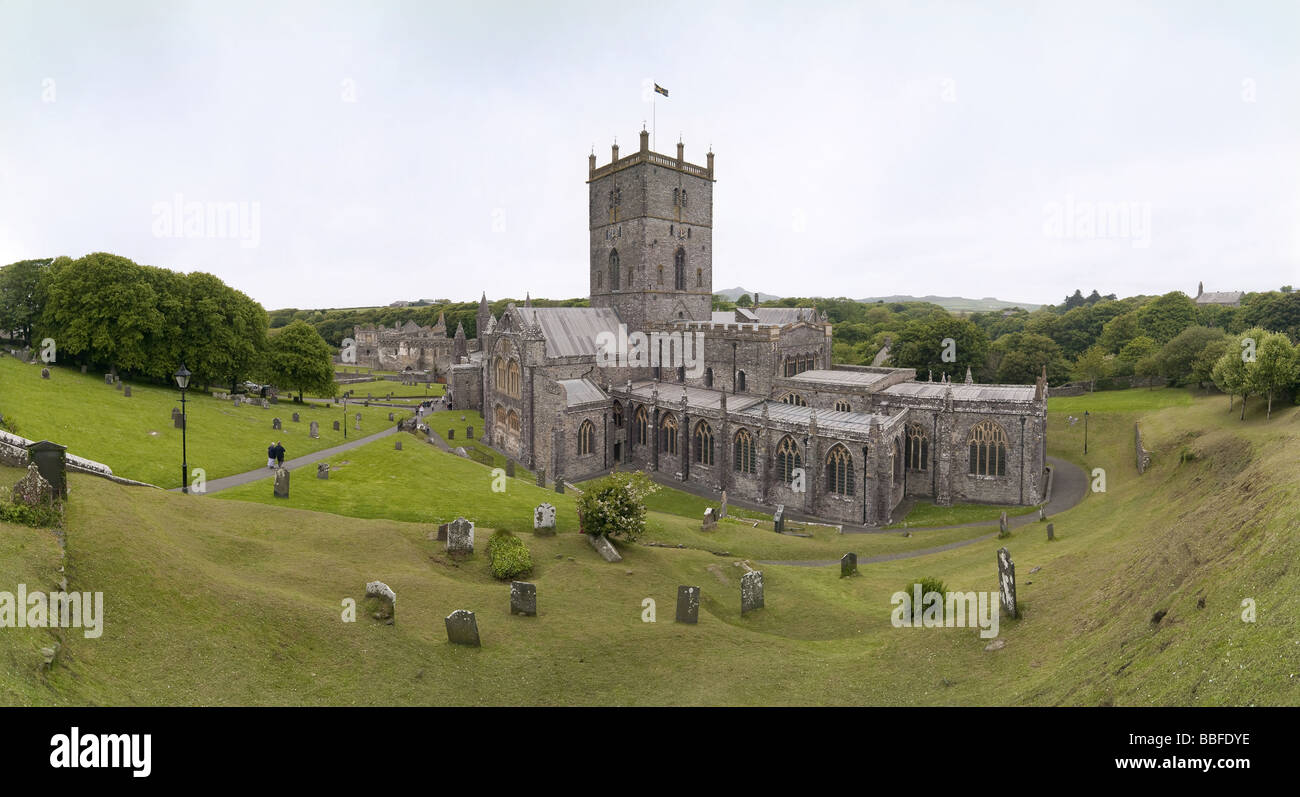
653, 96, 656, 151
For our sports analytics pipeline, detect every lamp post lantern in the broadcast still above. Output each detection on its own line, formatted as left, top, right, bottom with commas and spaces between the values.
175, 364, 191, 493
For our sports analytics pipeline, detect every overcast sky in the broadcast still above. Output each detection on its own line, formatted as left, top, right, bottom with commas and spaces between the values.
2, 0, 1297, 310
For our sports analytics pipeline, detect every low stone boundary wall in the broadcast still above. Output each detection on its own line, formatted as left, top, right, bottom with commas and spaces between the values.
1135, 423, 1151, 474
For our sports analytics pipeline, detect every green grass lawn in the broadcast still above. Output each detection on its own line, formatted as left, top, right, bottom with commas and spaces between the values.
327, 378, 446, 399
5, 386, 1299, 705
886, 501, 1038, 529
0, 356, 411, 487
1048, 386, 1195, 415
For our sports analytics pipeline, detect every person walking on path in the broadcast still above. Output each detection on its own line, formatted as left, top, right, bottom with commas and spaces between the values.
267, 443, 276, 469
274, 441, 286, 468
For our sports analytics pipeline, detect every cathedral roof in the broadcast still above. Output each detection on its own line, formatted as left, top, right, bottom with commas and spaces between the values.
881, 382, 1038, 402
513, 306, 623, 358
752, 307, 822, 326
786, 368, 902, 391
734, 401, 903, 436
556, 378, 607, 407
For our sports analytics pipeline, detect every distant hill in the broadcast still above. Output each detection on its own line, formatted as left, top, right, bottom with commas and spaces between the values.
715, 287, 782, 303
857, 294, 1042, 312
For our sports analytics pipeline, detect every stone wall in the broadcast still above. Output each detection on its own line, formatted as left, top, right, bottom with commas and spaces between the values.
1135, 422, 1151, 474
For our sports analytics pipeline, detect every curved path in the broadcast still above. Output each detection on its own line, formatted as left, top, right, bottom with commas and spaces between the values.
758, 456, 1089, 567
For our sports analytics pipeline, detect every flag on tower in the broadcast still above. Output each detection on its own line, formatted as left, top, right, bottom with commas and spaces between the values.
654, 83, 669, 97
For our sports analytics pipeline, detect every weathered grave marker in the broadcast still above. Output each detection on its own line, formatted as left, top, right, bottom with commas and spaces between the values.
840, 552, 858, 578
273, 468, 290, 499
701, 507, 716, 530
510, 582, 537, 617
317, 462, 330, 480
997, 547, 1017, 618
533, 503, 556, 534
446, 517, 474, 558
741, 570, 765, 614
676, 586, 700, 624
588, 533, 622, 563
310, 421, 319, 438
445, 610, 480, 647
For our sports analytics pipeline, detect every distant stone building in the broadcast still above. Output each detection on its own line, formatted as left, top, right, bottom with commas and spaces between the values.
455, 129, 1048, 525
351, 312, 477, 375
1194, 281, 1243, 307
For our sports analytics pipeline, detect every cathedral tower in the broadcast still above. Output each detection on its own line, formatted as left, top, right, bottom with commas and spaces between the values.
587, 128, 715, 329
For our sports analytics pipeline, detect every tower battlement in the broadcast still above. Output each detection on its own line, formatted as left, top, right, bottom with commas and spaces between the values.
588, 129, 714, 182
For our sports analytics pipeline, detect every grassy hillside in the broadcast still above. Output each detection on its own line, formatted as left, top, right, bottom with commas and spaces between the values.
0, 356, 410, 486
3, 387, 1298, 705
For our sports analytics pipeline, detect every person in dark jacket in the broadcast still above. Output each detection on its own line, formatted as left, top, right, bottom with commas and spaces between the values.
267, 443, 276, 469
274, 442, 286, 468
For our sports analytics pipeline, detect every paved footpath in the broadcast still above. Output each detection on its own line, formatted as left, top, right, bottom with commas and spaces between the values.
178, 426, 401, 495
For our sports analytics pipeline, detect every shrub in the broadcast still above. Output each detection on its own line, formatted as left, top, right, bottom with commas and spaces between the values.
575, 471, 659, 542
902, 577, 948, 622
0, 497, 62, 528
487, 531, 533, 580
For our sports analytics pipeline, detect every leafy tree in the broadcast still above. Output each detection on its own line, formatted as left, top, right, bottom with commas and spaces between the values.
38, 252, 165, 373
1099, 310, 1141, 353
575, 471, 659, 542
1134, 353, 1161, 388
1154, 326, 1229, 387
1249, 331, 1299, 419
736, 293, 753, 308
890, 314, 989, 382
990, 332, 1068, 385
1136, 291, 1197, 344
1211, 346, 1250, 417
0, 258, 53, 344
1190, 333, 1234, 389
1062, 289, 1086, 310
262, 320, 337, 402
1071, 345, 1112, 392
1115, 335, 1158, 378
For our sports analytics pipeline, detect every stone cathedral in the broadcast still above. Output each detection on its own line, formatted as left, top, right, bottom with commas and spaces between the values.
451, 129, 1048, 525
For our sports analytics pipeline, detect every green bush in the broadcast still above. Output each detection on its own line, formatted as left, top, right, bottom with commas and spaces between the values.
902, 577, 948, 622
575, 471, 659, 541
0, 498, 62, 528
487, 531, 533, 580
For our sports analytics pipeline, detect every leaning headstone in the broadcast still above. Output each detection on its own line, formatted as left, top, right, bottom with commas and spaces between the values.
741, 570, 765, 614
310, 421, 319, 438
364, 580, 396, 623
467, 426, 474, 439
675, 586, 700, 624
446, 517, 474, 558
997, 547, 1017, 618
533, 503, 556, 534
41, 368, 50, 380
292, 412, 300, 423
701, 507, 716, 530
447, 428, 454, 439
773, 505, 785, 533
395, 440, 402, 450
444, 610, 480, 647
587, 533, 623, 563
1047, 523, 1055, 541
273, 418, 282, 430
317, 462, 330, 480
840, 552, 858, 578
536, 467, 545, 487
453, 446, 468, 458
998, 511, 1009, 536
505, 459, 515, 477
333, 420, 340, 431
273, 468, 290, 499
123, 385, 131, 397
1038, 507, 1046, 522
510, 582, 537, 617
718, 490, 728, 519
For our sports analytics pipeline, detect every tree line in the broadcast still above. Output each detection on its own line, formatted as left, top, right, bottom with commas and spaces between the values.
0, 253, 337, 401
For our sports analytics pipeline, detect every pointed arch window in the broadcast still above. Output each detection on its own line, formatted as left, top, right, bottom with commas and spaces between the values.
967, 420, 1007, 477
578, 420, 595, 456
826, 444, 854, 496
609, 249, 620, 290
694, 420, 714, 466
776, 435, 802, 484
736, 370, 747, 392
674, 248, 686, 290
781, 392, 807, 407
612, 400, 624, 428
507, 360, 521, 399
733, 429, 756, 474
834, 400, 851, 412
634, 405, 649, 446
660, 413, 679, 455
906, 423, 929, 471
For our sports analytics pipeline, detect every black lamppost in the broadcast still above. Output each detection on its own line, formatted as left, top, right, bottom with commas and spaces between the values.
1083, 410, 1090, 455
175, 364, 191, 493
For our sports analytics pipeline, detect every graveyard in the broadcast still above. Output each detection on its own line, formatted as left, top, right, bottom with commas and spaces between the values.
2, 363, 1298, 705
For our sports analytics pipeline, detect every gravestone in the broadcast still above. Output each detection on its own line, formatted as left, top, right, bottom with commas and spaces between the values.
447, 429, 454, 439
840, 552, 858, 578
510, 582, 537, 617
123, 385, 131, 397
273, 468, 290, 499
354, 413, 362, 431
437, 523, 448, 542
536, 468, 545, 488
364, 580, 396, 622
701, 508, 716, 530
554, 479, 565, 495
505, 460, 515, 477
333, 421, 340, 431
272, 418, 282, 430
12, 463, 54, 507
444, 610, 480, 647
741, 570, 765, 614
533, 503, 556, 534
675, 586, 700, 624
1047, 523, 1055, 541
467, 426, 474, 439
104, 374, 114, 385
588, 533, 623, 563
115, 380, 122, 391
173, 412, 185, 430
80, 365, 86, 374
261, 399, 269, 409
460, 415, 466, 421
1038, 507, 1046, 522
388, 412, 395, 421
718, 490, 728, 519
395, 440, 402, 450
317, 462, 330, 480
998, 511, 1008, 536
997, 547, 1017, 618
41, 368, 50, 380
453, 446, 468, 457
292, 412, 300, 423
234, 397, 242, 407
773, 505, 785, 533
446, 517, 474, 558
310, 421, 319, 438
